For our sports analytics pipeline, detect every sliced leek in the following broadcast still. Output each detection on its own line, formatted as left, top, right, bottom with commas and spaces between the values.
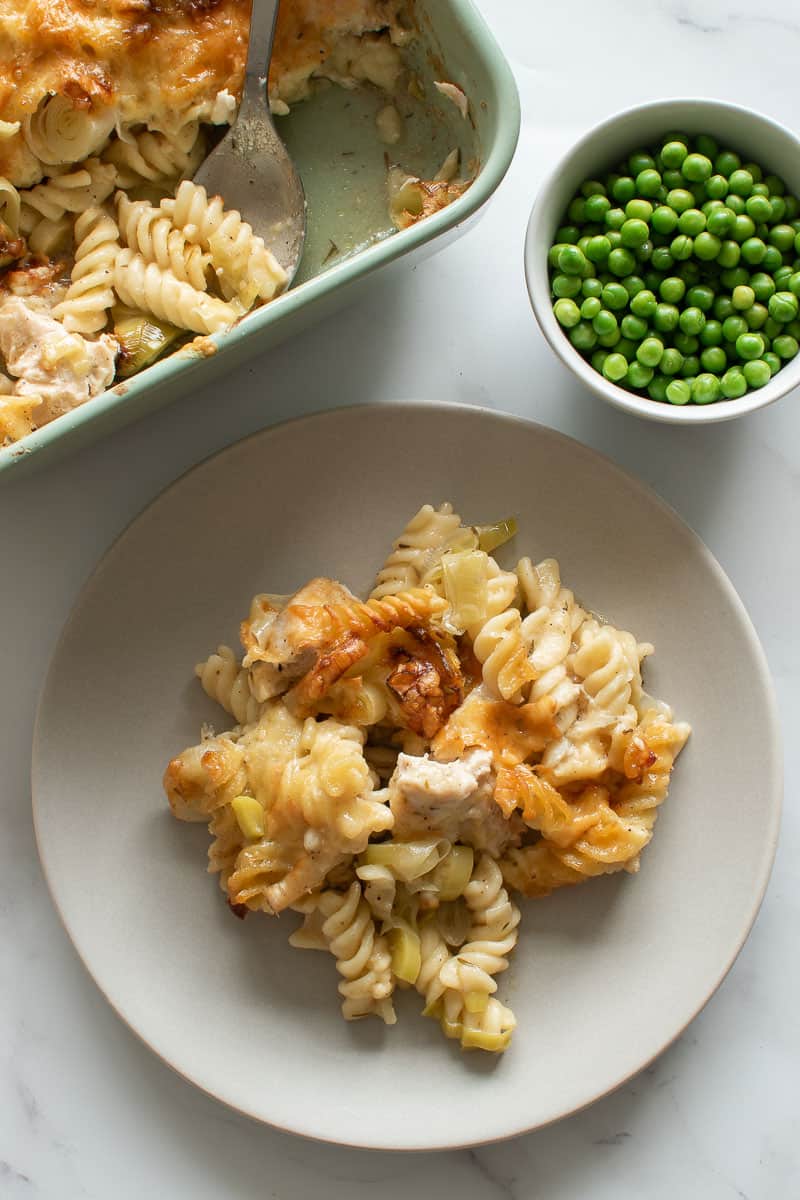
431, 845, 474, 901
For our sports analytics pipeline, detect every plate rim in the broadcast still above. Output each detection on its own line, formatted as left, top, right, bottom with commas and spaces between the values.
31, 401, 783, 1150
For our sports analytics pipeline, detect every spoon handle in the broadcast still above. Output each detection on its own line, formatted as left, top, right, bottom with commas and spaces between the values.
244, 0, 281, 97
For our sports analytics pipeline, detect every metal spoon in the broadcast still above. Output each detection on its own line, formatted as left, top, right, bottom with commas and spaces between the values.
193, 0, 306, 282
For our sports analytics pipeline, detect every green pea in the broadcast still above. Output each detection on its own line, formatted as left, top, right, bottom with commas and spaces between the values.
591, 350, 609, 373
785, 195, 800, 220
620, 218, 650, 248
620, 313, 649, 340
749, 273, 775, 303
606, 229, 623, 250
745, 303, 768, 330
651, 247, 675, 271
602, 282, 629, 310
773, 334, 799, 359
686, 284, 715, 311
651, 205, 678, 235
659, 276, 686, 304
581, 195, 607, 223
674, 332, 700, 356
604, 207, 626, 230
705, 174, 729, 200
602, 352, 628, 382
626, 361, 653, 388
577, 236, 593, 255
744, 161, 763, 182
680, 354, 700, 377
662, 169, 685, 190
653, 302, 680, 333
677, 208, 705, 236
558, 245, 587, 276
623, 274, 646, 297
726, 194, 745, 215
554, 298, 581, 327
670, 234, 693, 260
634, 239, 654, 264
776, 265, 795, 289
768, 291, 799, 322
692, 373, 721, 404
592, 308, 618, 336
787, 318, 800, 340
581, 296, 602, 319
722, 315, 748, 342
624, 198, 653, 222
628, 151, 655, 176
764, 173, 785, 195
767, 223, 794, 252
636, 168, 662, 197
581, 179, 607, 198
549, 243, 568, 268
736, 332, 765, 360
628, 289, 656, 319
732, 214, 756, 242
764, 317, 783, 340
702, 199, 725, 215
637, 336, 664, 367
658, 347, 682, 376
667, 188, 694, 213
715, 149, 741, 176
661, 141, 688, 168
732, 284, 756, 310
761, 246, 783, 272
699, 319, 723, 346
739, 237, 766, 265
616, 337, 637, 361
597, 328, 622, 347
681, 153, 712, 183
722, 268, 750, 292
612, 176, 636, 203
644, 268, 666, 292
706, 206, 735, 237
701, 345, 727, 373
694, 231, 722, 261
769, 196, 787, 223
648, 374, 670, 403
665, 378, 692, 405
728, 169, 754, 196
552, 273, 582, 298
677, 259, 702, 286
744, 194, 771, 223
721, 367, 747, 398
679, 306, 706, 335
743, 359, 771, 388
608, 247, 637, 276
586, 235, 612, 263
567, 197, 586, 223
763, 351, 782, 375
714, 295, 735, 320
569, 321, 598, 351
693, 134, 716, 159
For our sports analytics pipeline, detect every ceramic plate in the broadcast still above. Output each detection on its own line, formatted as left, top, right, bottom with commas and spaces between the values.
32, 403, 781, 1149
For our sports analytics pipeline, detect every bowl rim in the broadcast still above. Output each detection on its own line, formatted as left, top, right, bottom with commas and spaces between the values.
525, 95, 800, 425
0, 0, 522, 479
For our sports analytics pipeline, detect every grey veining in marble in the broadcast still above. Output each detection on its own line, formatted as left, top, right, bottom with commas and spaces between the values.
1, 2, 798, 1196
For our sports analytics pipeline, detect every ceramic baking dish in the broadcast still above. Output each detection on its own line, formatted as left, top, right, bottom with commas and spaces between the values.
0, 0, 520, 481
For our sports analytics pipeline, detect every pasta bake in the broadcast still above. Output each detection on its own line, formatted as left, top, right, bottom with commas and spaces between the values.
163, 503, 690, 1053
0, 0, 470, 448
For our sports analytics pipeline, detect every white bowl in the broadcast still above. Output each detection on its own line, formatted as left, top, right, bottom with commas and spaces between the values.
32, 404, 781, 1148
525, 98, 800, 424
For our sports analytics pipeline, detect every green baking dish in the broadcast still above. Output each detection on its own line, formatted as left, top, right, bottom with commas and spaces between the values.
0, 0, 520, 481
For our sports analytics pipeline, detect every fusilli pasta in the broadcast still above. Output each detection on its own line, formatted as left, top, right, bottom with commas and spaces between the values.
51, 206, 119, 334
114, 248, 239, 335
116, 193, 211, 292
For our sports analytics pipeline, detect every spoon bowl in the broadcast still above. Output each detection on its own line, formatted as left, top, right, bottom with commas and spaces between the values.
193, 0, 306, 281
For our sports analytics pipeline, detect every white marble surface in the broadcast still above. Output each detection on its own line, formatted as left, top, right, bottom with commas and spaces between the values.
2, 1, 798, 1195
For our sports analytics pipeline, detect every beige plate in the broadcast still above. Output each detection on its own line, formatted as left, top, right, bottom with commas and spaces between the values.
32, 403, 782, 1150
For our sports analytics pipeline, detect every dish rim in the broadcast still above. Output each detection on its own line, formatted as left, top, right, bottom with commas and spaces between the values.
525, 95, 800, 425
0, 0, 521, 478
30, 400, 783, 1150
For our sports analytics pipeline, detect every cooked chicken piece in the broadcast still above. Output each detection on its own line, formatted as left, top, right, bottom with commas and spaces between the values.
387, 747, 520, 856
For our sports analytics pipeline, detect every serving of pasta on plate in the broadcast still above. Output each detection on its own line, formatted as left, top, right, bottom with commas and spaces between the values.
163, 502, 690, 1055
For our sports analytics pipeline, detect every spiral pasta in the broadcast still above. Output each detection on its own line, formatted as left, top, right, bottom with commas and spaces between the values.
163, 180, 287, 305
113, 248, 239, 335
371, 503, 465, 598
116, 193, 211, 292
51, 206, 119, 334
195, 644, 262, 727
18, 158, 117, 228
103, 124, 205, 189
23, 95, 116, 167
164, 510, 690, 1054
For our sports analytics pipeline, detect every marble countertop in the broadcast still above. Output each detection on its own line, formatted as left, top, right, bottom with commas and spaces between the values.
2, 1, 798, 1195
